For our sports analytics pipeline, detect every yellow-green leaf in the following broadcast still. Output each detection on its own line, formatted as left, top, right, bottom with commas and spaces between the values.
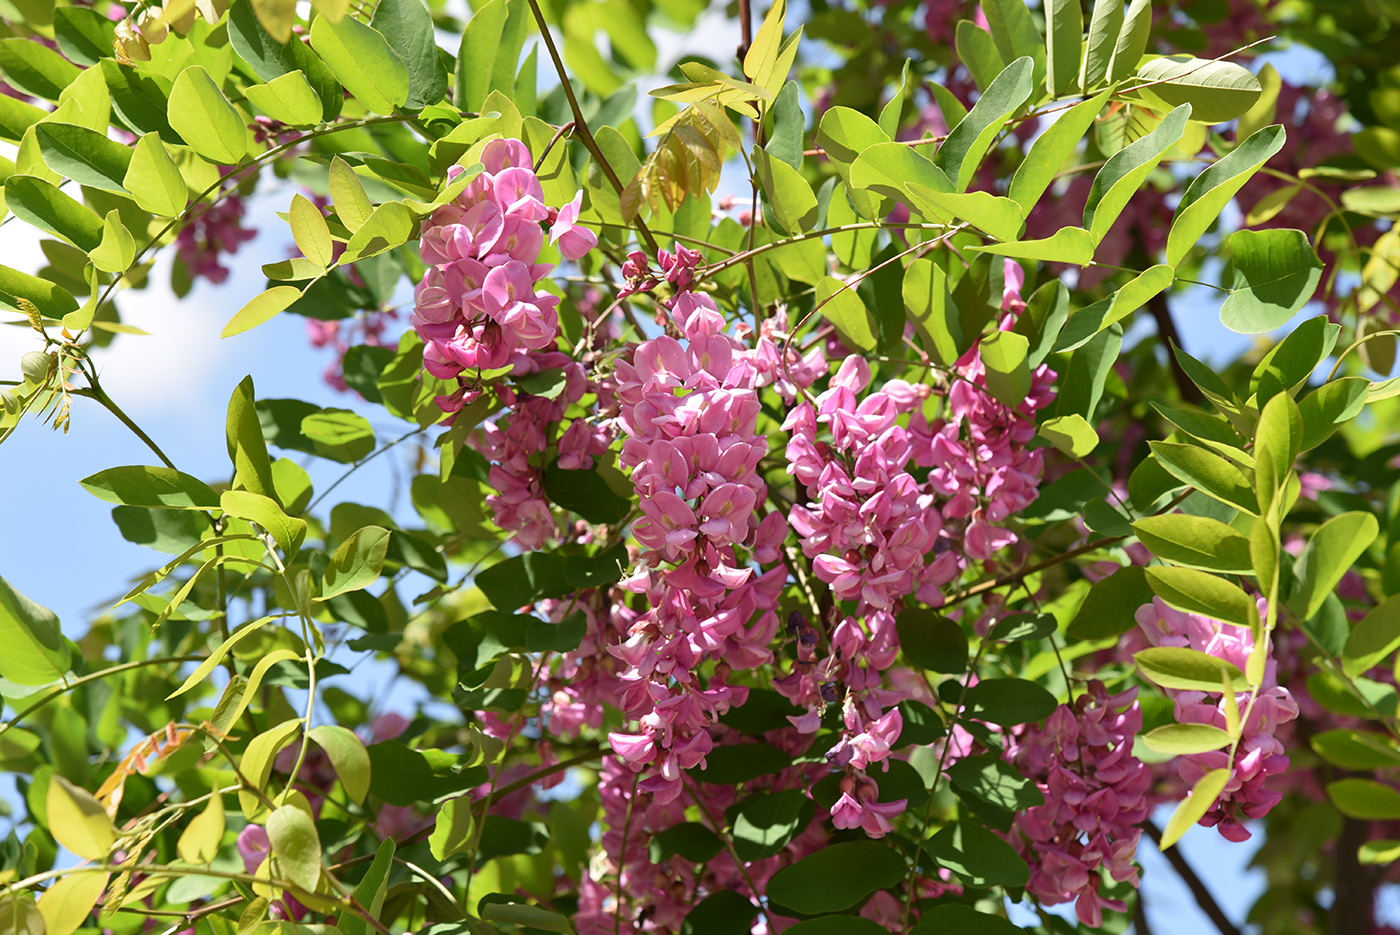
308, 725, 371, 804
238, 718, 302, 818
37, 871, 107, 935
245, 72, 323, 127
168, 65, 247, 164
267, 804, 322, 893
329, 156, 372, 232
1159, 768, 1230, 849
46, 775, 115, 860
122, 133, 187, 217
289, 193, 333, 267
177, 793, 225, 864
89, 209, 135, 273
222, 285, 301, 338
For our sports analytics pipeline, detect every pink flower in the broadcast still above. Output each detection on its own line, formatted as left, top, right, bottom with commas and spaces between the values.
549, 192, 598, 260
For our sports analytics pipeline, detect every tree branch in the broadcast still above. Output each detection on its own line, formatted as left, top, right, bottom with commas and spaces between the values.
1143, 821, 1242, 935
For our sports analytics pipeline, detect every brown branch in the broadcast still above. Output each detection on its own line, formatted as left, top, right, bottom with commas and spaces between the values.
1143, 821, 1242, 935
523, 0, 658, 254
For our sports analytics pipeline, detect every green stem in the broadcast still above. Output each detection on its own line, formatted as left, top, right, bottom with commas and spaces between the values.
0, 655, 202, 737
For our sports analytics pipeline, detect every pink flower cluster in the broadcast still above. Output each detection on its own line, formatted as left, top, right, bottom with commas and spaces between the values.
472, 352, 606, 549
1006, 681, 1152, 928
177, 195, 254, 285
413, 138, 596, 408
606, 246, 788, 804
1129, 596, 1299, 841
786, 355, 948, 610
912, 263, 1058, 564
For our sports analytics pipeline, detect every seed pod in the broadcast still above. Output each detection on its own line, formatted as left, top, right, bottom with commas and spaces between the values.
165, 0, 198, 34
1, 389, 20, 415
193, 0, 228, 22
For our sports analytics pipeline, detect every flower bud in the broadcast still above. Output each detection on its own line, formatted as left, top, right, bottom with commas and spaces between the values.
20, 350, 53, 386
135, 8, 168, 44
1, 389, 20, 415
114, 20, 151, 63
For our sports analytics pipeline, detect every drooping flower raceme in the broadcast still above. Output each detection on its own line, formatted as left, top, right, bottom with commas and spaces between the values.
413, 137, 597, 411
1006, 681, 1152, 927
1128, 596, 1299, 841
606, 246, 787, 805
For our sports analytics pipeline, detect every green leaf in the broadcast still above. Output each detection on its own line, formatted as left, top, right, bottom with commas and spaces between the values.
1219, 228, 1324, 334
910, 187, 1024, 242
330, 156, 373, 232
934, 56, 1033, 192
1045, 0, 1083, 96
1294, 512, 1379, 624
34, 123, 132, 194
226, 375, 278, 500
970, 226, 1094, 265
45, 775, 114, 859
1108, 0, 1152, 82
338, 839, 394, 935
343, 201, 414, 263
1146, 566, 1257, 628
176, 795, 225, 863
1131, 55, 1262, 124
1311, 730, 1400, 771
5, 175, 102, 251
1328, 778, 1400, 820
895, 608, 967, 673
79, 465, 219, 510
1142, 723, 1233, 755
89, 210, 136, 274
428, 795, 474, 859
0, 39, 81, 100
925, 819, 1030, 888
251, 0, 297, 43
1066, 567, 1155, 640
302, 408, 375, 462
945, 754, 1044, 811
963, 677, 1057, 726
1344, 594, 1400, 679
322, 526, 391, 598
311, 14, 409, 115
1167, 125, 1286, 267
222, 285, 302, 338
372, 0, 449, 110
784, 919, 887, 935
1084, 104, 1190, 244
766, 841, 907, 915
220, 490, 306, 557
756, 147, 817, 234
267, 805, 322, 893
543, 463, 631, 524
978, 330, 1031, 405
1080, 0, 1123, 92
729, 789, 814, 860
245, 72, 323, 126
1038, 413, 1099, 457
682, 891, 758, 935
227, 0, 343, 122
652, 822, 724, 862
37, 871, 108, 935
1159, 768, 1230, 849
1132, 514, 1253, 574
911, 905, 1024, 935
816, 276, 877, 352
849, 142, 953, 219
1148, 441, 1257, 514
455, 0, 523, 112
123, 133, 187, 217
54, 8, 117, 67
168, 65, 248, 164
956, 19, 1006, 92
1135, 645, 1245, 692
0, 574, 70, 686
0, 94, 45, 143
